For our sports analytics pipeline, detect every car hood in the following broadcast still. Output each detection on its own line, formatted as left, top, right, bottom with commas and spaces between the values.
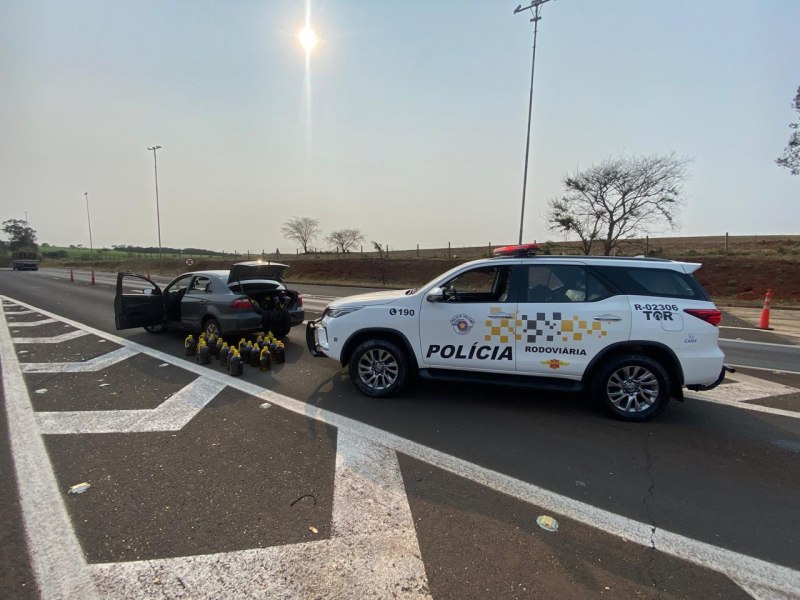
328, 289, 410, 308
228, 261, 290, 284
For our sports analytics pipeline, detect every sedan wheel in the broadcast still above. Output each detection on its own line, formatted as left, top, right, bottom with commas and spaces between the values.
203, 317, 222, 337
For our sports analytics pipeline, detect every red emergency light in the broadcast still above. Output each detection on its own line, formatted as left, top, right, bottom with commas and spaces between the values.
492, 243, 541, 258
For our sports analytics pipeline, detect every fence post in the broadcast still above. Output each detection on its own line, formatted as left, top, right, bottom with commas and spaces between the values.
448, 241, 451, 259
725, 232, 729, 255
416, 244, 419, 258
646, 236, 649, 256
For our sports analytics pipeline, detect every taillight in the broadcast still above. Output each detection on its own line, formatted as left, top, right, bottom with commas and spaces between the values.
684, 308, 722, 326
296, 295, 303, 307
230, 298, 252, 310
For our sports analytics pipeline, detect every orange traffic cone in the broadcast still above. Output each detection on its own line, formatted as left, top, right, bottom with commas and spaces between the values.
69, 269, 74, 283
91, 269, 96, 286
758, 289, 773, 330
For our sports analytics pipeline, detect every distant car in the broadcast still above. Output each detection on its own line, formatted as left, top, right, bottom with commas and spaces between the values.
12, 251, 39, 271
114, 261, 304, 338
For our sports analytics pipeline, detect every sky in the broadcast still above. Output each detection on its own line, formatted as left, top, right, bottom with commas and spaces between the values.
1, 0, 798, 254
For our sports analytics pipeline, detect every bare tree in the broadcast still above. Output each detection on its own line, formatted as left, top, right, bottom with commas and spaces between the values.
281, 217, 320, 253
546, 154, 690, 256
776, 85, 800, 176
327, 228, 365, 253
371, 241, 385, 259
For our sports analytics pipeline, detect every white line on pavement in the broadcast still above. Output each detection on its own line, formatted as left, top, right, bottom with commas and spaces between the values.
726, 363, 800, 376
36, 378, 226, 434
89, 431, 431, 598
6, 319, 58, 327
19, 347, 139, 373
0, 303, 99, 598
2, 294, 799, 598
13, 329, 90, 344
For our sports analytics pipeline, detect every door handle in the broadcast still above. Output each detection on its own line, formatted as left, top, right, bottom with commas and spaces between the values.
488, 313, 514, 319
593, 314, 622, 322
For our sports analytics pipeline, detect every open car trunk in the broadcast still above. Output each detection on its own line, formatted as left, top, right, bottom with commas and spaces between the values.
229, 281, 299, 337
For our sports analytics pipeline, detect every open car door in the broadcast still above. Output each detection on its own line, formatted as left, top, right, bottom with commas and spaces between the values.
114, 273, 165, 330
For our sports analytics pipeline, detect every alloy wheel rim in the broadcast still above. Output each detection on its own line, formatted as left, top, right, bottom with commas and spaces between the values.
606, 365, 659, 413
357, 349, 399, 390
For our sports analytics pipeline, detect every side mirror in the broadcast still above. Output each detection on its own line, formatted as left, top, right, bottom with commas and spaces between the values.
426, 287, 444, 302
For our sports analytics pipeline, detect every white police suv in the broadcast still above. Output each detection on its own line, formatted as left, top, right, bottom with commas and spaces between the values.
306, 244, 730, 421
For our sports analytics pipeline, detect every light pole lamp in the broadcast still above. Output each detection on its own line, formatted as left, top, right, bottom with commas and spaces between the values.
514, 0, 554, 244
147, 145, 163, 273
84, 192, 93, 260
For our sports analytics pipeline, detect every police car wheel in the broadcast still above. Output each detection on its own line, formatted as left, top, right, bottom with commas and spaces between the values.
349, 339, 409, 398
592, 354, 670, 422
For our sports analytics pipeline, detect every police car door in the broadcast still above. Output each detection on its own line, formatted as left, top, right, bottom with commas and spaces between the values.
515, 264, 631, 379
419, 264, 519, 373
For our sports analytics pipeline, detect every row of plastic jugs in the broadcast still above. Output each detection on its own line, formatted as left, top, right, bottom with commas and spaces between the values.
184, 333, 285, 376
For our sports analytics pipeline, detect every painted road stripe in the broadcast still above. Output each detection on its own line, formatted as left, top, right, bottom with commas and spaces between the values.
89, 432, 431, 598
6, 318, 58, 327
0, 303, 99, 598
726, 363, 800, 376
36, 378, 226, 434
19, 347, 139, 373
2, 294, 799, 598
14, 329, 90, 344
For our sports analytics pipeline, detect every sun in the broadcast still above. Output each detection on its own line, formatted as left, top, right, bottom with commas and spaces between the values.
299, 25, 318, 54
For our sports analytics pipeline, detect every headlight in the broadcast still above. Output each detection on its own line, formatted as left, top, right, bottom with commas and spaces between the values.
325, 306, 363, 318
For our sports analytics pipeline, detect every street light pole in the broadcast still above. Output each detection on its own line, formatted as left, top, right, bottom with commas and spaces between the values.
514, 0, 554, 244
147, 145, 163, 273
84, 192, 93, 260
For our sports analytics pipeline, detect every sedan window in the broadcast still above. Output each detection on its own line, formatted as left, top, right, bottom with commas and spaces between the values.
189, 276, 212, 293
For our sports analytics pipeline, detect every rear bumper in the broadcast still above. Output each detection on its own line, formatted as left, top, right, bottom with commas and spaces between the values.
687, 365, 735, 392
290, 309, 305, 327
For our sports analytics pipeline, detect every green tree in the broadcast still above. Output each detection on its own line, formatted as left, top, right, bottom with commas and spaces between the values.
2, 219, 38, 251
776, 85, 800, 176
546, 154, 689, 256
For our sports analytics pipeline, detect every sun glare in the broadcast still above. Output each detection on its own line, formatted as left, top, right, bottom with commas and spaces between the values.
299, 25, 318, 53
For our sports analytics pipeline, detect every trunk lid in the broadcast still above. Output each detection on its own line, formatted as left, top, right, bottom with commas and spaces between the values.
227, 261, 290, 285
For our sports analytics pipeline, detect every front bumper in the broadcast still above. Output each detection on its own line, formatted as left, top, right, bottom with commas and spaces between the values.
306, 319, 326, 357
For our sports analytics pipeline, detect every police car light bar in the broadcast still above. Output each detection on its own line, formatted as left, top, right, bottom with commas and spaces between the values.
492, 243, 541, 258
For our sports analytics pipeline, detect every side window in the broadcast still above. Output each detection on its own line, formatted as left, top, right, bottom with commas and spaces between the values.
442, 266, 511, 303
165, 275, 193, 295
594, 266, 707, 300
525, 265, 613, 303
189, 276, 211, 293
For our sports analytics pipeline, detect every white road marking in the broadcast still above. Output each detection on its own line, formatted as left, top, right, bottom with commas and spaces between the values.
20, 347, 139, 373
4, 308, 39, 314
721, 338, 800, 349
90, 432, 431, 598
6, 318, 58, 327
687, 371, 800, 419
2, 294, 799, 598
14, 329, 90, 344
727, 363, 800, 376
36, 378, 226, 434
0, 303, 99, 598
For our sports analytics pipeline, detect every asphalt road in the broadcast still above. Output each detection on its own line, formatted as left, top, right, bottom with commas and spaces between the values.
1, 269, 799, 599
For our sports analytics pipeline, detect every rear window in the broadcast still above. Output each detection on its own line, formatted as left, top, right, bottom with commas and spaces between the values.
593, 266, 709, 300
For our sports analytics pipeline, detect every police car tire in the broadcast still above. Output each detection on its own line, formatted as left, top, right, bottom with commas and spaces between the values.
349, 339, 409, 398
592, 354, 670, 422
